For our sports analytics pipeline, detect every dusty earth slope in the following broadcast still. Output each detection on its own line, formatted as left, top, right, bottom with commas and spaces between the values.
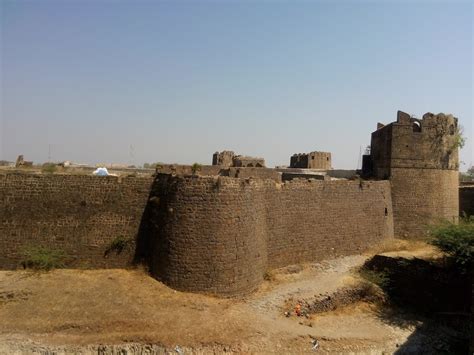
0, 242, 445, 354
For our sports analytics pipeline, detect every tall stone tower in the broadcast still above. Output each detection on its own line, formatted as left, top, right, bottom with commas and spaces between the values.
364, 110, 460, 238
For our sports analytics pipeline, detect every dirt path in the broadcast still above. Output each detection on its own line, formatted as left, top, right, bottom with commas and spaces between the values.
244, 255, 366, 314
0, 254, 421, 354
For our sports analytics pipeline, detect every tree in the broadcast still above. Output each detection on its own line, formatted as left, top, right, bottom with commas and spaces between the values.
468, 166, 474, 178
191, 163, 202, 175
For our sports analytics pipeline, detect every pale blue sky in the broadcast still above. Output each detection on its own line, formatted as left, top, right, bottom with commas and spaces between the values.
1, 0, 473, 169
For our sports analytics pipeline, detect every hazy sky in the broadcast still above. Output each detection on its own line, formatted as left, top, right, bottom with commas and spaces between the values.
1, 0, 473, 169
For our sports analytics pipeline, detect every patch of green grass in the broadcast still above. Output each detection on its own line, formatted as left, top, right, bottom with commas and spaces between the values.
21, 246, 65, 270
105, 235, 133, 256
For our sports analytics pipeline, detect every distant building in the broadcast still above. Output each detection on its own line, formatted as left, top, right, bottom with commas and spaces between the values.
290, 151, 331, 170
0, 160, 14, 167
15, 155, 33, 168
212, 151, 265, 168
212, 151, 235, 167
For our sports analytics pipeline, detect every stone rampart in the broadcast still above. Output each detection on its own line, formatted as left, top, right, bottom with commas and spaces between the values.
148, 175, 394, 295
390, 168, 459, 237
0, 173, 153, 269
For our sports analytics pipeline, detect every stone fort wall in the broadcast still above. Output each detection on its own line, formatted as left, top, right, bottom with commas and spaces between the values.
149, 175, 394, 295
0, 173, 154, 269
2, 171, 467, 296
0, 172, 393, 296
390, 169, 459, 238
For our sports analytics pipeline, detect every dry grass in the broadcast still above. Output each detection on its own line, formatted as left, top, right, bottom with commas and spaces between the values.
366, 238, 432, 255
0, 256, 422, 354
0, 268, 251, 347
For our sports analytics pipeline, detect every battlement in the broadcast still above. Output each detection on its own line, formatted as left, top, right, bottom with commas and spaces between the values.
367, 110, 459, 179
364, 110, 460, 238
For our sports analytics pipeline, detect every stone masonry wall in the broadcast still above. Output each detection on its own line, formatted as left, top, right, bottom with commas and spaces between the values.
149, 175, 394, 295
290, 152, 332, 170
390, 168, 459, 238
266, 179, 393, 269
0, 173, 154, 269
149, 175, 269, 296
459, 185, 474, 217
1, 172, 394, 296
368, 112, 460, 239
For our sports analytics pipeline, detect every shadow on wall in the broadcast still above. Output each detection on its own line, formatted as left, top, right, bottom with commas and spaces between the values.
133, 177, 163, 266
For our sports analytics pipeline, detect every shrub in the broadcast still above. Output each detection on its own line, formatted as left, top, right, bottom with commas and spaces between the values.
429, 217, 474, 271
191, 163, 202, 175
105, 235, 132, 256
21, 246, 65, 270
359, 268, 389, 288
263, 271, 275, 281
41, 163, 57, 174
452, 125, 466, 150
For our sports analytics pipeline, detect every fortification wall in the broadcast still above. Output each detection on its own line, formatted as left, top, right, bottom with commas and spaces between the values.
0, 173, 153, 269
154, 165, 281, 181
149, 175, 269, 296
265, 179, 393, 269
226, 167, 281, 181
390, 168, 459, 238
1, 172, 395, 296
459, 185, 474, 216
157, 164, 222, 176
149, 175, 394, 295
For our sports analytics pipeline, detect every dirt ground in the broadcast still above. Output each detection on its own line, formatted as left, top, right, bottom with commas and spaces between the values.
0, 242, 439, 354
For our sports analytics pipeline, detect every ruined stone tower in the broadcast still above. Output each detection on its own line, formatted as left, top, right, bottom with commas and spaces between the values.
290, 151, 332, 170
364, 110, 460, 238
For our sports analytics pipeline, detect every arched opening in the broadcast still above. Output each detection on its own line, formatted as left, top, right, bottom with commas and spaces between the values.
246, 163, 253, 167
412, 121, 421, 133
255, 163, 263, 167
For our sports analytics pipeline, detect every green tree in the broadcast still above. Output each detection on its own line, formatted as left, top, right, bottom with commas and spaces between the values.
191, 163, 202, 175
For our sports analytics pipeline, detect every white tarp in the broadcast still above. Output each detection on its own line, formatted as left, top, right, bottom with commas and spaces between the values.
93, 167, 109, 176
